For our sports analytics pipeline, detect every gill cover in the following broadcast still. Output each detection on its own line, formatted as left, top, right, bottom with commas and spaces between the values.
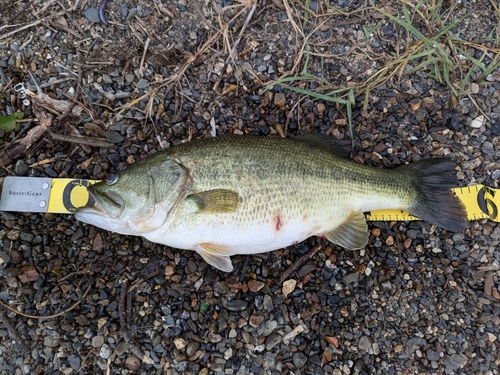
75, 158, 190, 235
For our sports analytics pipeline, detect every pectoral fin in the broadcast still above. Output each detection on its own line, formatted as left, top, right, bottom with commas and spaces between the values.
324, 212, 369, 250
197, 243, 234, 272
187, 189, 242, 214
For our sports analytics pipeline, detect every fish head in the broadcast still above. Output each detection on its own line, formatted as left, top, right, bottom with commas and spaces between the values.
75, 158, 190, 235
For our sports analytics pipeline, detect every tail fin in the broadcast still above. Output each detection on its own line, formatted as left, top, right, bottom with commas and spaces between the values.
400, 158, 468, 232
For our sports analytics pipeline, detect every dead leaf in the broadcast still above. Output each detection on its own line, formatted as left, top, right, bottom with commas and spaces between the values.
53, 16, 68, 28
60, 284, 72, 293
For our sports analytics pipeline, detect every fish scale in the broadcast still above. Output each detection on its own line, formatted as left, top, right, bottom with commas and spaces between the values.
75, 135, 468, 272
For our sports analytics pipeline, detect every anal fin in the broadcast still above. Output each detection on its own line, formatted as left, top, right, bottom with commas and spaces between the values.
323, 212, 369, 250
197, 243, 234, 272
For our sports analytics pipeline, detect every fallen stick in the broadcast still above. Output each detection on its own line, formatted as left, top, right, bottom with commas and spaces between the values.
49, 132, 114, 148
118, 280, 154, 364
0, 309, 29, 354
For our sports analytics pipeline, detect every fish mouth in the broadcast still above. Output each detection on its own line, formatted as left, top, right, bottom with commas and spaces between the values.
76, 185, 124, 219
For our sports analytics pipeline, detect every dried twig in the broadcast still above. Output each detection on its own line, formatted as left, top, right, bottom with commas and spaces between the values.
127, 269, 161, 294
118, 280, 154, 364
0, 0, 82, 39
49, 19, 83, 39
113, 2, 254, 123
280, 243, 322, 283
212, 2, 257, 90
0, 286, 91, 320
49, 132, 114, 148
139, 37, 151, 77
0, 309, 29, 354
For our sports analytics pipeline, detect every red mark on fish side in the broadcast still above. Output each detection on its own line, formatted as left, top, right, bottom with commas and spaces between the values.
274, 213, 283, 232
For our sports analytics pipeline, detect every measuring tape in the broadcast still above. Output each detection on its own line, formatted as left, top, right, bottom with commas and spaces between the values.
365, 184, 498, 222
0, 177, 499, 222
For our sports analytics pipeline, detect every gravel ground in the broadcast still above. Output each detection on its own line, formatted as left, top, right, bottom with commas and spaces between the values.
0, 0, 499, 374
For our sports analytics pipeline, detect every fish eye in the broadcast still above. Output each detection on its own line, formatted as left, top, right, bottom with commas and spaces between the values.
105, 173, 118, 185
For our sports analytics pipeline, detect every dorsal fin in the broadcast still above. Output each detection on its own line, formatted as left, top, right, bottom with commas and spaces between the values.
295, 134, 350, 157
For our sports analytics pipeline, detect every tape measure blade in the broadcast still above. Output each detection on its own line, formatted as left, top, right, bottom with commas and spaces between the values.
0, 177, 52, 213
452, 186, 482, 220
365, 209, 419, 222
47, 179, 99, 214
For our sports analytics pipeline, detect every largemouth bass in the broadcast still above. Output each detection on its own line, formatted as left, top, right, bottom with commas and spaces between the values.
75, 135, 468, 272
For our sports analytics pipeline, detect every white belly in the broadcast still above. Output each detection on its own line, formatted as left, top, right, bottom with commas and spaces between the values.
144, 210, 344, 256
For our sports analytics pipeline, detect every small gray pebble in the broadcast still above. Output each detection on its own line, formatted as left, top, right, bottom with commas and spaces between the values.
125, 73, 135, 83
96, 357, 107, 371
68, 354, 81, 369
115, 91, 131, 99
262, 320, 277, 336
265, 333, 281, 350
0, 251, 11, 264
186, 342, 200, 357
15, 160, 28, 175
103, 91, 116, 101
343, 272, 359, 284
292, 352, 308, 369
100, 344, 111, 359
92, 335, 104, 348
20, 232, 34, 243
136, 79, 149, 89
84, 8, 101, 23
102, 74, 113, 84
426, 349, 441, 362
226, 299, 248, 311
105, 131, 125, 143
444, 353, 467, 371
358, 335, 372, 351
308, 1, 319, 12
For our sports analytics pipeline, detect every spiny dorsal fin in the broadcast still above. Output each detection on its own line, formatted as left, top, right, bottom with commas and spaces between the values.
323, 211, 369, 250
295, 134, 350, 157
186, 189, 242, 214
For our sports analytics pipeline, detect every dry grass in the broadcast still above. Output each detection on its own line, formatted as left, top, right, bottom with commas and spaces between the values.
265, 0, 500, 131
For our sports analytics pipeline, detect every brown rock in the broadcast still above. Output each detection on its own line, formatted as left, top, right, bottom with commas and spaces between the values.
249, 314, 265, 328
125, 356, 140, 371
484, 272, 494, 296
326, 336, 339, 347
93, 233, 103, 252
248, 279, 265, 293
282, 279, 296, 298
274, 93, 286, 107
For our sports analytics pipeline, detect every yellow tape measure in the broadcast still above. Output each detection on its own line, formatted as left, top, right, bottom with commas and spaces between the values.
47, 179, 100, 214
0, 177, 499, 222
366, 185, 499, 222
